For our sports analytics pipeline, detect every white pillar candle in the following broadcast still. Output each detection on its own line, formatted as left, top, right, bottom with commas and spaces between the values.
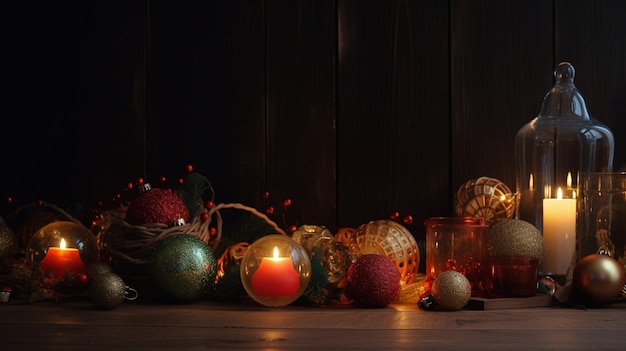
542, 187, 576, 275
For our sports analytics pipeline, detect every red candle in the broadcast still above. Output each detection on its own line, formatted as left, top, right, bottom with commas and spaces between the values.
250, 246, 300, 297
40, 238, 86, 277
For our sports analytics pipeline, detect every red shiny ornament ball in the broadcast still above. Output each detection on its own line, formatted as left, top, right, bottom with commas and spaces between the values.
126, 188, 190, 226
345, 254, 401, 307
266, 206, 275, 215
573, 254, 626, 305
185, 164, 194, 173
390, 211, 400, 220
262, 191, 270, 199
205, 201, 214, 209
283, 198, 292, 207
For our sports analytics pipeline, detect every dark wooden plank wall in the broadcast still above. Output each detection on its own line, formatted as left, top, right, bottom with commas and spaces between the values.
1, 1, 625, 249
555, 0, 626, 171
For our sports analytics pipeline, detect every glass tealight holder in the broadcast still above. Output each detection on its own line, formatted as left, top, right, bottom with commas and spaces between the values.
240, 234, 311, 307
578, 172, 626, 272
486, 256, 539, 298
26, 221, 99, 278
424, 217, 489, 297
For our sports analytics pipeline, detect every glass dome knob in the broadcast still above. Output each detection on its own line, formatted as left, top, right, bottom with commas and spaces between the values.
539, 61, 589, 119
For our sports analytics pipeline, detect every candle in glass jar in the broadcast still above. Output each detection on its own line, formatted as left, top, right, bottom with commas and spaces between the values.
40, 238, 86, 277
250, 246, 300, 297
542, 188, 576, 275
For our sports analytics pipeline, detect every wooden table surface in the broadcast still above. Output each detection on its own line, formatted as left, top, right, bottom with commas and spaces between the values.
2, 297, 626, 351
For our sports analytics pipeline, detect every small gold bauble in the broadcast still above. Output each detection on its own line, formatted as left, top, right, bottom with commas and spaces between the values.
573, 254, 626, 305
431, 270, 471, 311
86, 261, 113, 279
488, 219, 546, 264
88, 272, 127, 309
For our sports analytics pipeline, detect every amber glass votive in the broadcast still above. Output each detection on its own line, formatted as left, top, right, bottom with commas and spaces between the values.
487, 256, 538, 298
425, 217, 489, 297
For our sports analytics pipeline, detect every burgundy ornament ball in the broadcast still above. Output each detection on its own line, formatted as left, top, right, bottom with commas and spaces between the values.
345, 254, 401, 307
126, 187, 189, 226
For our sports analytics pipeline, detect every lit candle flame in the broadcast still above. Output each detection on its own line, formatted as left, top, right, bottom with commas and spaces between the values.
273, 246, 279, 260
529, 174, 534, 190
60, 238, 67, 249
557, 187, 563, 200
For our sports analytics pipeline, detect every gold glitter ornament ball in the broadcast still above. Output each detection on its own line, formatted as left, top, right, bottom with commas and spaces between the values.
487, 219, 546, 264
89, 272, 127, 309
0, 218, 18, 260
86, 261, 113, 280
431, 270, 471, 311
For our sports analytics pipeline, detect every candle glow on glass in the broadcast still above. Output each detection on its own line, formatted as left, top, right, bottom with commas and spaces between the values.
542, 187, 576, 275
567, 172, 572, 188
250, 246, 300, 297
39, 238, 86, 277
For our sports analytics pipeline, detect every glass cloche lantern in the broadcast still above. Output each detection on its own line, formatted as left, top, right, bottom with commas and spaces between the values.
514, 62, 614, 276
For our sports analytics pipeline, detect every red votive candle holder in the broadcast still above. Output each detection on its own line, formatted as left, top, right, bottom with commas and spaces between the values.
487, 256, 538, 298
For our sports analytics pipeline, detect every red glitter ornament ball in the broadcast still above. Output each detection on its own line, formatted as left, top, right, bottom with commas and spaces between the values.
345, 254, 401, 307
126, 188, 190, 226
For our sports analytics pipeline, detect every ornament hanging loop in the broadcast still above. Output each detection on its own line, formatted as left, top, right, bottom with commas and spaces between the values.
124, 286, 138, 301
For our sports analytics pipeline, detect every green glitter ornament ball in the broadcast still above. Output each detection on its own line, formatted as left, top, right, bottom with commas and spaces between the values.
148, 234, 217, 303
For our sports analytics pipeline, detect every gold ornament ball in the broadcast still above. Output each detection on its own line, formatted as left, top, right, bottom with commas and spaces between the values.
487, 219, 546, 264
431, 270, 472, 311
0, 221, 19, 260
89, 272, 127, 309
86, 261, 113, 280
573, 254, 626, 305
454, 176, 516, 225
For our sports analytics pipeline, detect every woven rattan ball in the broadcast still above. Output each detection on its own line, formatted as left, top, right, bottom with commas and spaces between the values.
348, 220, 419, 285
455, 176, 516, 225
